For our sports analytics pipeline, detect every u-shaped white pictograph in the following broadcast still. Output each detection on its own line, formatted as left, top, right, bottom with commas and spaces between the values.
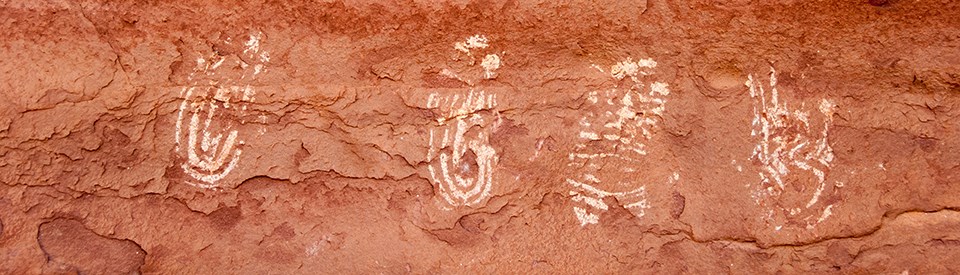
175, 86, 248, 189
174, 31, 269, 189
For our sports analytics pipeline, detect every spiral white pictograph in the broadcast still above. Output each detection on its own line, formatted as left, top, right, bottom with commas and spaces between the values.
425, 90, 500, 208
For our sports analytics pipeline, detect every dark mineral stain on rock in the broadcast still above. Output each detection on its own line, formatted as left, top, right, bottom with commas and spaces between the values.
207, 206, 243, 231
37, 219, 146, 274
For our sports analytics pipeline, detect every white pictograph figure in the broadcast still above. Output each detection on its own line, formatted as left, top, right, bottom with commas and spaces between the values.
567, 58, 677, 226
443, 34, 502, 84
175, 32, 269, 189
424, 34, 503, 208
746, 67, 839, 230
175, 86, 255, 188
426, 91, 500, 207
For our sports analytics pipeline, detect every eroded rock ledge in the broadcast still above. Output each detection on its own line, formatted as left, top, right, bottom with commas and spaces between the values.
1, 0, 959, 273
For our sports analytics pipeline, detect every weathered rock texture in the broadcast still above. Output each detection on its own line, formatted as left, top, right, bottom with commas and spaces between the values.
1, 0, 959, 273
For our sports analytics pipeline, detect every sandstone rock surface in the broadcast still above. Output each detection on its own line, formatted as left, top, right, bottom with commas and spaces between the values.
1, 0, 959, 273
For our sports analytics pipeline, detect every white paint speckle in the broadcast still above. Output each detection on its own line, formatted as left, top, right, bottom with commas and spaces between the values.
610, 57, 657, 80
481, 54, 501, 79
572, 193, 609, 211
590, 64, 605, 73
454, 34, 489, 54
306, 241, 321, 256
441, 34, 504, 85
579, 131, 601, 140
573, 206, 600, 226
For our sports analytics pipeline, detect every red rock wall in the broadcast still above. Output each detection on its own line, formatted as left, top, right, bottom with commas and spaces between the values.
1, 0, 959, 273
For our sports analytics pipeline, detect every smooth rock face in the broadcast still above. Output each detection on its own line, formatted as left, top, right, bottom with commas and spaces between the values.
1, 0, 959, 273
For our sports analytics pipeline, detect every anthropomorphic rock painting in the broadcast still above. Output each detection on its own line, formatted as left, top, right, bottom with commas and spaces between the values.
744, 67, 841, 231
424, 35, 503, 209
566, 58, 679, 226
175, 31, 270, 189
